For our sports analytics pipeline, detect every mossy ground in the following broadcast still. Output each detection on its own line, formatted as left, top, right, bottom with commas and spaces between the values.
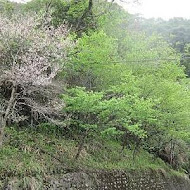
0, 125, 184, 189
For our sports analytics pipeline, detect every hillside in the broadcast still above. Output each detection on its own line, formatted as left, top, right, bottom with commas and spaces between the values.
0, 0, 190, 189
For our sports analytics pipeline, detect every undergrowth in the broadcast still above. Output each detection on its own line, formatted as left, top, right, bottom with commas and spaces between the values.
0, 125, 184, 189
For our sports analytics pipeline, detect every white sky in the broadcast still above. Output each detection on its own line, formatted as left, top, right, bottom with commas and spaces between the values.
120, 0, 190, 20
11, 0, 190, 20
10, 0, 30, 3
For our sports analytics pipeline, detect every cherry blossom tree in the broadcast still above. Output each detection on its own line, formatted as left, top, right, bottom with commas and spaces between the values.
0, 13, 72, 146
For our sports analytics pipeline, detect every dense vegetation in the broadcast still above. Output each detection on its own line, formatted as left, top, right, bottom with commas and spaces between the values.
0, 0, 190, 189
132, 16, 190, 76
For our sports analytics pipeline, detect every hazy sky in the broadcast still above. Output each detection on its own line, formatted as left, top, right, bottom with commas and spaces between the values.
11, 0, 190, 20
120, 0, 190, 20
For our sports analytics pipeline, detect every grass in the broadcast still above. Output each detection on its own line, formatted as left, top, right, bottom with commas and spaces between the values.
81, 140, 170, 171
0, 125, 184, 189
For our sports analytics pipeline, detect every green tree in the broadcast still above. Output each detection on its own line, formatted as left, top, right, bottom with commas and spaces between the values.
24, 0, 96, 34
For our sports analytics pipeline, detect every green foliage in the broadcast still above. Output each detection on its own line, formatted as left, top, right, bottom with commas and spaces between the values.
136, 17, 190, 53
62, 83, 154, 142
62, 87, 102, 141
65, 30, 120, 89
101, 127, 124, 139
60, 2, 190, 169
181, 43, 190, 77
0, 0, 18, 16
24, 0, 95, 33
133, 16, 190, 77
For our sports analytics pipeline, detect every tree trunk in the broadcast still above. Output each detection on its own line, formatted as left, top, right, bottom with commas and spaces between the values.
74, 130, 88, 160
76, 0, 93, 31
0, 116, 5, 147
0, 86, 16, 147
